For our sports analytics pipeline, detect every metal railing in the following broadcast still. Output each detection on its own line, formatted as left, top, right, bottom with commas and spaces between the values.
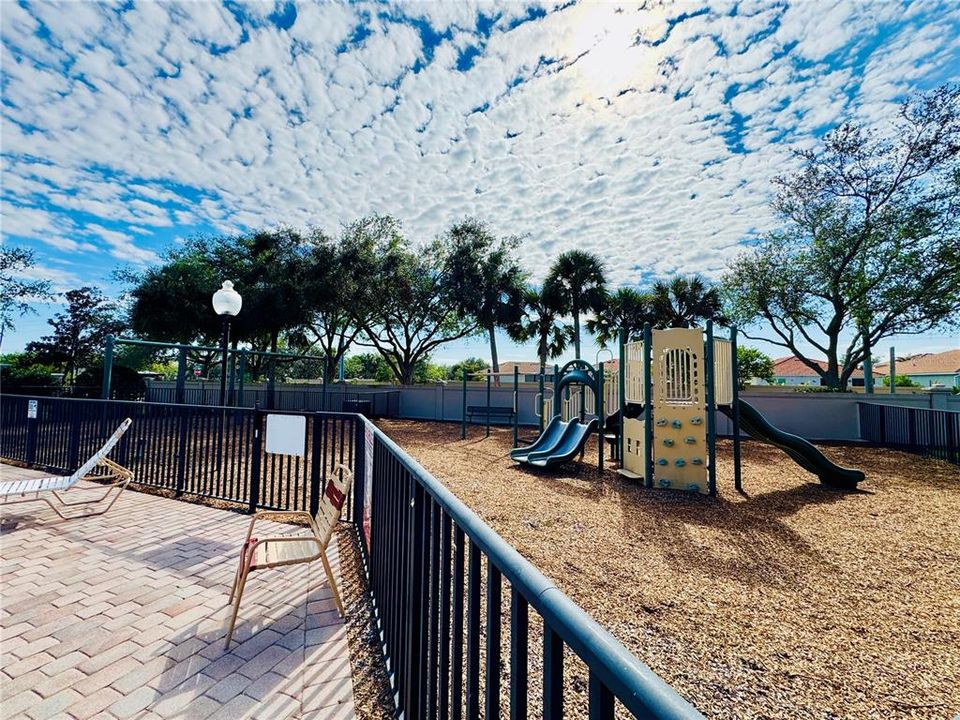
858, 402, 959, 466
144, 384, 400, 417
2, 394, 703, 718
0, 395, 359, 513
353, 419, 703, 719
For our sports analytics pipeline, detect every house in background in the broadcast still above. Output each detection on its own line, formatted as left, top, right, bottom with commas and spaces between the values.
751, 356, 878, 387
873, 348, 960, 387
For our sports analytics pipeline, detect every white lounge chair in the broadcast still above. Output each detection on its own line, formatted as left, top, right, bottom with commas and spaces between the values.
0, 418, 134, 519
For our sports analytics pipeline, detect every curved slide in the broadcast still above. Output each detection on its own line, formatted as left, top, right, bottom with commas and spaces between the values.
720, 399, 864, 490
512, 417, 599, 468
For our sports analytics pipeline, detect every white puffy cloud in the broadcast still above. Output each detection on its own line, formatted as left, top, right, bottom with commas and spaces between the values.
1, 0, 958, 296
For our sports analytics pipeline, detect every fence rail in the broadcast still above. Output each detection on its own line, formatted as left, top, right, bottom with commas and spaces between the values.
353, 419, 703, 719
0, 395, 359, 512
143, 385, 400, 417
858, 402, 959, 465
2, 394, 703, 718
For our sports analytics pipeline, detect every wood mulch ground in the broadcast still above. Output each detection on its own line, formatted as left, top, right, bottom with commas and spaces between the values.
377, 419, 960, 720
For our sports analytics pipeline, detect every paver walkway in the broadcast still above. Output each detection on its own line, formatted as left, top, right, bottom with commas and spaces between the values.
0, 464, 356, 720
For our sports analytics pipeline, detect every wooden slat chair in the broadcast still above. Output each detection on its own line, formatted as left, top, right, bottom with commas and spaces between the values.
225, 463, 354, 649
0, 418, 134, 520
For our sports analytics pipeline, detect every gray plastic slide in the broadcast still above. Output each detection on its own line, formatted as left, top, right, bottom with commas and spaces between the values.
510, 416, 567, 462
526, 418, 599, 468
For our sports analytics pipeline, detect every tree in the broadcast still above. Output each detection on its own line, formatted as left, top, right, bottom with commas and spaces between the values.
127, 228, 315, 377
352, 216, 476, 384
441, 218, 527, 383
650, 275, 726, 329
27, 287, 124, 383
881, 374, 920, 388
509, 283, 572, 374
545, 250, 607, 359
736, 346, 774, 389
0, 246, 53, 348
293, 229, 367, 383
724, 85, 960, 389
448, 357, 490, 380
344, 353, 395, 383
587, 287, 653, 348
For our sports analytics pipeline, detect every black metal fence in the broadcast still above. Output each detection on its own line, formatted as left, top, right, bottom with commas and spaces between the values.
2, 394, 703, 718
144, 384, 400, 417
858, 402, 959, 465
352, 421, 703, 719
0, 395, 359, 513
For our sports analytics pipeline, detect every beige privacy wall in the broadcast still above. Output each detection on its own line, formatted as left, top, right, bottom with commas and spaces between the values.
652, 328, 709, 494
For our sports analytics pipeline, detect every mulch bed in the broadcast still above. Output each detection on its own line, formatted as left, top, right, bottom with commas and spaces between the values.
377, 419, 960, 720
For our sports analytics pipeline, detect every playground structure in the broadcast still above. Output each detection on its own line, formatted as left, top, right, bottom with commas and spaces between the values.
512, 322, 865, 494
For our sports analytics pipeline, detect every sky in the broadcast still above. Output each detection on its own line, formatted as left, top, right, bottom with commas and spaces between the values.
2, 0, 959, 367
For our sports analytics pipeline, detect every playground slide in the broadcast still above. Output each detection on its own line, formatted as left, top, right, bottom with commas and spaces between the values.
526, 418, 599, 468
720, 399, 864, 490
510, 416, 567, 462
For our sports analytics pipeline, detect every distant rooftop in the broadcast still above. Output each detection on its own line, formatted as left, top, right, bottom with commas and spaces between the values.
873, 348, 960, 376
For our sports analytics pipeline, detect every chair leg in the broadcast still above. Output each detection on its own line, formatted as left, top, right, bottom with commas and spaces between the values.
225, 563, 251, 650
319, 552, 345, 617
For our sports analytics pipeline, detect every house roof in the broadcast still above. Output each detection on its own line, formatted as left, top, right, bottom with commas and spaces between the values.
771, 356, 876, 379
873, 348, 960, 376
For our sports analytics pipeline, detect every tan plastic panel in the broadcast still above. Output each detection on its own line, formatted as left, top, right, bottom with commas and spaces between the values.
622, 417, 645, 476
651, 327, 708, 493
713, 337, 733, 405
624, 341, 645, 404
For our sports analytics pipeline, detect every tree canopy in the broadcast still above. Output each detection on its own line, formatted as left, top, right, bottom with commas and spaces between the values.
545, 250, 607, 359
723, 84, 960, 388
1, 246, 53, 348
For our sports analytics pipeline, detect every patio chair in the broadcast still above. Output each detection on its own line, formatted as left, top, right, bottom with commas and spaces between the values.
0, 418, 134, 519
225, 463, 354, 649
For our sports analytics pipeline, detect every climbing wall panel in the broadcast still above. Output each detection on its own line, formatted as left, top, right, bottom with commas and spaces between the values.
651, 328, 708, 494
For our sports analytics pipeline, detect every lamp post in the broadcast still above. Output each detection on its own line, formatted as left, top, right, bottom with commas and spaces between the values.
212, 280, 242, 406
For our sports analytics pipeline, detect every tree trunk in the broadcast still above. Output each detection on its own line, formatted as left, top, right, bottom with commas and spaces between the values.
488, 323, 500, 387
573, 310, 581, 359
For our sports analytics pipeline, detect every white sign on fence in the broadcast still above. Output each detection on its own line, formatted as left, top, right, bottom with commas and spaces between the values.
264, 414, 306, 457
27, 400, 38, 419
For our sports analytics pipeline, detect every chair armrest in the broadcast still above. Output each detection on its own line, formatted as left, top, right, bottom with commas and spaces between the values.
251, 510, 313, 521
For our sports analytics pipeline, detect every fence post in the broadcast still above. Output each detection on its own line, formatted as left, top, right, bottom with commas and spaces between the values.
597, 362, 604, 471
249, 406, 263, 513
461, 370, 468, 440
730, 326, 743, 492
310, 413, 323, 517
485, 373, 491, 438
175, 405, 189, 497
512, 366, 519, 448
26, 406, 39, 466
538, 369, 545, 435
889, 348, 896, 395
175, 348, 187, 404
101, 335, 114, 399
403, 479, 426, 719
642, 324, 653, 488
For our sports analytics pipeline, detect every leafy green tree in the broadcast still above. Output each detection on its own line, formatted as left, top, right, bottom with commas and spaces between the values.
587, 287, 653, 348
27, 287, 124, 383
545, 250, 607, 359
344, 353, 394, 382
0, 352, 60, 395
736, 346, 774, 389
414, 359, 449, 383
650, 275, 726, 329
508, 284, 571, 374
448, 357, 490, 380
441, 218, 526, 382
724, 85, 960, 389
0, 246, 53, 348
352, 216, 476, 384
293, 229, 367, 383
127, 228, 315, 378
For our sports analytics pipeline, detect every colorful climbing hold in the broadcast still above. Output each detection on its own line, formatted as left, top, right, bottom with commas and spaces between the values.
663, 438, 674, 447
671, 419, 682, 429
659, 478, 671, 488
687, 483, 700, 492
684, 436, 696, 444
675, 458, 686, 467
657, 458, 668, 466
690, 417, 703, 425
691, 457, 703, 465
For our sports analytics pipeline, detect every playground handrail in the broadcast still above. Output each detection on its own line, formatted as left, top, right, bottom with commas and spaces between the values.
359, 418, 706, 718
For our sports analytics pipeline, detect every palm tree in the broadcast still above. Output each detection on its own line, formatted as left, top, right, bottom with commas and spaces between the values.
586, 287, 653, 348
545, 250, 607, 359
508, 283, 572, 375
650, 275, 727, 328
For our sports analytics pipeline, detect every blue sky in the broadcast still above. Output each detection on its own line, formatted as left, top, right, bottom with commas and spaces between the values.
2, 0, 959, 365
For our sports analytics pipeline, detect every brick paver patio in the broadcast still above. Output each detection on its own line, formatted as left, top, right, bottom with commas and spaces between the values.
0, 464, 356, 720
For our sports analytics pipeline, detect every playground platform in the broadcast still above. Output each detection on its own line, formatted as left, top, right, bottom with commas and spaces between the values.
0, 464, 356, 720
